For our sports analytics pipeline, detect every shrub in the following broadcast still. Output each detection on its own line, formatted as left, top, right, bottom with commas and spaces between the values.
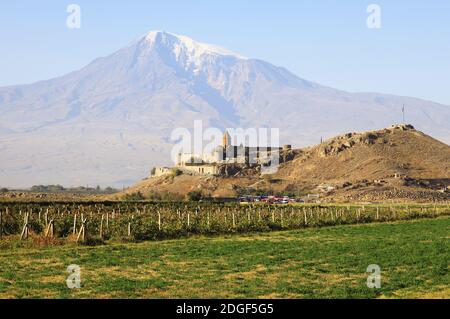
187, 190, 203, 202
160, 192, 184, 202
123, 192, 146, 201
171, 168, 183, 177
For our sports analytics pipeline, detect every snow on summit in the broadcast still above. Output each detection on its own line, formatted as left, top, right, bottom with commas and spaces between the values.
142, 31, 247, 66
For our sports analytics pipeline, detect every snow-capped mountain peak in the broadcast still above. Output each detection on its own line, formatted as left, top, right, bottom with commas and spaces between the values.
142, 31, 247, 67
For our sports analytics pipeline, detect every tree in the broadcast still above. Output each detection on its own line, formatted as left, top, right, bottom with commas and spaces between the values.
0, 187, 8, 193
104, 187, 117, 193
171, 168, 183, 177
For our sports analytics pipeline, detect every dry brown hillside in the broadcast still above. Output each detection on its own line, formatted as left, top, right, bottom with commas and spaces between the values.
276, 124, 450, 184
117, 125, 450, 203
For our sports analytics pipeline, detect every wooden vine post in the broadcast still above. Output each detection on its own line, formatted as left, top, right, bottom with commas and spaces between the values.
158, 210, 161, 231
44, 209, 48, 229
232, 212, 236, 228
20, 212, 30, 240
0, 208, 3, 239
127, 215, 133, 237
73, 214, 77, 235
77, 214, 87, 243
45, 219, 54, 238
99, 214, 104, 239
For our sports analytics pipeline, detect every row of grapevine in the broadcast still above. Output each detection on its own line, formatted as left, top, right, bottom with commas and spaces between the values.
0, 202, 448, 243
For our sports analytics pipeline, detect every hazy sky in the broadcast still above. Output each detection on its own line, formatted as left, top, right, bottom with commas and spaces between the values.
1, 0, 449, 104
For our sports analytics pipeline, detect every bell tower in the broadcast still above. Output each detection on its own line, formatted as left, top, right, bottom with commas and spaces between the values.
222, 130, 231, 147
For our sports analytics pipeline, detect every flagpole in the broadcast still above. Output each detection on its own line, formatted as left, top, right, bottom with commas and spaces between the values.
402, 104, 405, 123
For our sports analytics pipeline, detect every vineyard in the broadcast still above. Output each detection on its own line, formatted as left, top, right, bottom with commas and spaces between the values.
0, 202, 449, 244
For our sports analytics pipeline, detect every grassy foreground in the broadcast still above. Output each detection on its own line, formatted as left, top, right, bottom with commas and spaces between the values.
0, 217, 448, 299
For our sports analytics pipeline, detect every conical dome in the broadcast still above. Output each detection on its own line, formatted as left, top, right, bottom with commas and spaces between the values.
223, 130, 231, 147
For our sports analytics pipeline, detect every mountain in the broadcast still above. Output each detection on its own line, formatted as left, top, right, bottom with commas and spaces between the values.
1, 31, 449, 188
119, 125, 450, 203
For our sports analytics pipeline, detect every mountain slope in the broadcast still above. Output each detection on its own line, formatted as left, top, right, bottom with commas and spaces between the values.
0, 31, 449, 188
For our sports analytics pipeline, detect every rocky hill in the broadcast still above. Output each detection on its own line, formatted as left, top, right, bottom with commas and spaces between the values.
117, 125, 450, 203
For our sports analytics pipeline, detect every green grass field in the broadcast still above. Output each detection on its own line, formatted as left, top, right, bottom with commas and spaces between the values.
0, 217, 448, 299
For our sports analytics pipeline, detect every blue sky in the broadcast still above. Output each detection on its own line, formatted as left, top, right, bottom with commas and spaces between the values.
1, 0, 449, 104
